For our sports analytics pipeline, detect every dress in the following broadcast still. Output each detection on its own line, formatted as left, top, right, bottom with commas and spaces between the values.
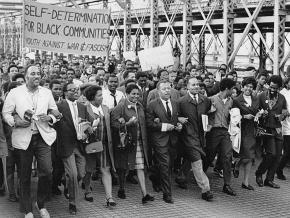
111, 99, 148, 170
233, 94, 259, 160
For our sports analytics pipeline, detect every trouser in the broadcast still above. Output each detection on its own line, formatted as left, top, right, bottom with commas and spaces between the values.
51, 143, 64, 189
256, 130, 283, 182
277, 135, 290, 174
154, 145, 175, 195
204, 128, 233, 185
6, 149, 20, 196
18, 134, 52, 214
0, 160, 4, 190
192, 159, 210, 193
62, 148, 86, 206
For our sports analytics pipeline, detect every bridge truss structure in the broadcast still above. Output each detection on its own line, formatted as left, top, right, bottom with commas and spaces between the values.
1, 0, 290, 75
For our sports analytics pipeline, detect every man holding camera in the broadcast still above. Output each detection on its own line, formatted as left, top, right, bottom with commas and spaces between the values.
2, 65, 59, 218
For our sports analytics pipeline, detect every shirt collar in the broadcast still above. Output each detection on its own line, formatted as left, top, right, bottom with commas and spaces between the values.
160, 97, 171, 104
90, 103, 104, 115
188, 91, 198, 100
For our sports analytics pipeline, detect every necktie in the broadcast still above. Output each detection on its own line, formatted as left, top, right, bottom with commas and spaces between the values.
193, 94, 197, 104
166, 101, 171, 119
72, 102, 81, 139
111, 93, 117, 107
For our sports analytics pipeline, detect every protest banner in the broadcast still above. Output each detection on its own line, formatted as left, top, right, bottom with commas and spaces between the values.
123, 51, 136, 61
237, 70, 255, 78
138, 45, 174, 71
23, 0, 110, 56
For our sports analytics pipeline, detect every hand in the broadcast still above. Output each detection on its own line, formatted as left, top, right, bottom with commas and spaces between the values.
92, 118, 100, 129
178, 117, 188, 124
37, 114, 52, 122
206, 124, 212, 132
243, 114, 255, 120
154, 118, 160, 123
14, 114, 31, 128
126, 116, 138, 126
118, 117, 126, 124
48, 110, 62, 119
175, 122, 182, 132
166, 124, 175, 131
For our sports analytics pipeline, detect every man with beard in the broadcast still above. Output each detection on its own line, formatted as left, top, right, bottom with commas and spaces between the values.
255, 75, 289, 188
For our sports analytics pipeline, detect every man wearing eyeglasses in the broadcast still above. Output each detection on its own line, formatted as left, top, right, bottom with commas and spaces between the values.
54, 82, 90, 215
2, 65, 60, 218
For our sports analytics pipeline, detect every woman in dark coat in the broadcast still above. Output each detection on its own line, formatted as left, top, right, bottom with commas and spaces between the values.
232, 77, 259, 190
111, 84, 154, 203
82, 85, 116, 207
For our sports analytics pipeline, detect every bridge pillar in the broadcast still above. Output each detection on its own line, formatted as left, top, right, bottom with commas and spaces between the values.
150, 0, 159, 47
182, 0, 193, 71
273, 0, 286, 75
123, 0, 132, 52
259, 32, 267, 73
199, 33, 205, 73
223, 0, 235, 71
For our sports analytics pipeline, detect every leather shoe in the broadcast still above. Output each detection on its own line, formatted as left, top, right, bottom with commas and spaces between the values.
241, 183, 254, 190
264, 180, 280, 189
256, 175, 264, 187
222, 185, 236, 196
201, 191, 213, 201
117, 189, 126, 199
142, 194, 154, 204
69, 204, 77, 215
163, 193, 174, 204
85, 193, 93, 202
277, 173, 286, 180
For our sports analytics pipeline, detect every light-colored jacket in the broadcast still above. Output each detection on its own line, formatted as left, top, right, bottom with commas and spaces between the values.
2, 85, 57, 150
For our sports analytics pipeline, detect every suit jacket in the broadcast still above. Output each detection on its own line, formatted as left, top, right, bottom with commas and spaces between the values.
86, 103, 115, 171
178, 93, 211, 151
147, 88, 180, 106
55, 99, 90, 158
146, 98, 179, 148
2, 85, 57, 150
258, 90, 287, 128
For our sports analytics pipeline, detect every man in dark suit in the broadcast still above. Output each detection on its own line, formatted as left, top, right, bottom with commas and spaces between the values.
146, 80, 181, 203
55, 82, 90, 215
178, 77, 213, 201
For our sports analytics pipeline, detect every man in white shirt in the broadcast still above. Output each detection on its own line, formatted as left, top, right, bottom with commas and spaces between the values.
2, 65, 59, 218
55, 82, 90, 215
277, 78, 290, 180
102, 74, 125, 110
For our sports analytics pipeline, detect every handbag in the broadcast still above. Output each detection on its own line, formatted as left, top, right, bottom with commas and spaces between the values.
85, 141, 103, 154
85, 115, 104, 154
117, 125, 136, 152
116, 104, 137, 152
